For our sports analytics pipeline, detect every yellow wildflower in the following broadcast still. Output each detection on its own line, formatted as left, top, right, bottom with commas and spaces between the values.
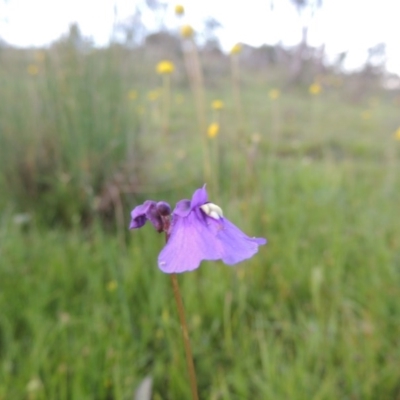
211, 100, 224, 110
251, 132, 262, 144
191, 314, 202, 327
207, 122, 219, 138
156, 60, 175, 75
58, 312, 71, 325
106, 280, 118, 292
361, 110, 372, 120
230, 43, 242, 55
309, 83, 322, 95
268, 88, 280, 100
162, 309, 170, 323
27, 64, 39, 76
35, 50, 45, 62
174, 4, 184, 15
26, 377, 43, 393
147, 89, 161, 101
394, 127, 400, 140
180, 24, 194, 39
128, 90, 138, 100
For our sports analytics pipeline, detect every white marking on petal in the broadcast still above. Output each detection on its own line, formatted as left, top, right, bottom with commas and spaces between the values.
200, 203, 210, 215
209, 210, 220, 220
159, 261, 166, 266
200, 203, 223, 220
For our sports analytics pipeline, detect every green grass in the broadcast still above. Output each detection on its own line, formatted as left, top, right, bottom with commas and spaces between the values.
1, 40, 400, 399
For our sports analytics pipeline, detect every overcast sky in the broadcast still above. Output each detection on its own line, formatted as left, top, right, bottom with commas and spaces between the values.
0, 0, 398, 74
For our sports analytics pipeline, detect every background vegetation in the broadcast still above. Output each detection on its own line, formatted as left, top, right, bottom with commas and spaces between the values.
1, 13, 400, 400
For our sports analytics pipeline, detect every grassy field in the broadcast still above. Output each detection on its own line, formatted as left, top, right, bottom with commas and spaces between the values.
1, 37, 400, 399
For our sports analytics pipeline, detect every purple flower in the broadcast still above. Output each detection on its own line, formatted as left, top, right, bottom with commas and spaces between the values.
129, 186, 266, 273
130, 201, 171, 232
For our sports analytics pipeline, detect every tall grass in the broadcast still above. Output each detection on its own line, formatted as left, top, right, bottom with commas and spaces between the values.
1, 32, 400, 399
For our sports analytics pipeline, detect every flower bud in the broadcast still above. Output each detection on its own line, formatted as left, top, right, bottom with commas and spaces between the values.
157, 201, 171, 217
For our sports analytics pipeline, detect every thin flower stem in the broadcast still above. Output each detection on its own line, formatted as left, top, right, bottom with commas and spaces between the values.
182, 38, 211, 184
170, 273, 199, 400
230, 54, 244, 134
162, 74, 171, 136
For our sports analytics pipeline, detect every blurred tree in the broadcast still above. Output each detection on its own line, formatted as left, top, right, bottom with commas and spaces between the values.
53, 23, 93, 51
202, 17, 222, 49
113, 0, 168, 46
366, 42, 386, 70
114, 8, 147, 46
287, 0, 324, 85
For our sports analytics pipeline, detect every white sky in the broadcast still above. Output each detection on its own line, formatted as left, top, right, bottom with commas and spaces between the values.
0, 0, 399, 74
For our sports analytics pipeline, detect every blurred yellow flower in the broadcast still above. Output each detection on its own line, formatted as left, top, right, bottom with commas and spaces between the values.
174, 4, 184, 15
156, 60, 175, 75
27, 64, 39, 76
26, 377, 43, 393
268, 88, 280, 100
58, 311, 71, 325
180, 24, 194, 39
251, 132, 262, 144
147, 89, 161, 101
175, 94, 184, 104
191, 314, 202, 327
309, 83, 322, 95
106, 280, 118, 292
207, 122, 219, 138
394, 127, 400, 140
361, 110, 372, 120
230, 43, 242, 55
211, 99, 224, 110
162, 308, 170, 323
128, 90, 138, 100
35, 50, 45, 62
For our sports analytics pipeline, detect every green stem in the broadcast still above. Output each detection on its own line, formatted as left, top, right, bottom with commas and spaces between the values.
162, 74, 170, 136
170, 273, 199, 400
230, 54, 244, 134
182, 38, 210, 184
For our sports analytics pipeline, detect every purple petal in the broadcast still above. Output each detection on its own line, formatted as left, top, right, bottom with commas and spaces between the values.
190, 185, 208, 209
156, 201, 171, 216
158, 205, 266, 273
215, 218, 267, 265
172, 185, 208, 217
129, 200, 169, 231
158, 212, 221, 273
129, 201, 157, 229
173, 199, 191, 217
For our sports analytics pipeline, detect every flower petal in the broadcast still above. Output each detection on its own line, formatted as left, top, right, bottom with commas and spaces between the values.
190, 185, 208, 209
215, 218, 266, 265
173, 199, 191, 217
158, 212, 221, 273
172, 185, 208, 218
129, 201, 157, 229
129, 200, 169, 231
